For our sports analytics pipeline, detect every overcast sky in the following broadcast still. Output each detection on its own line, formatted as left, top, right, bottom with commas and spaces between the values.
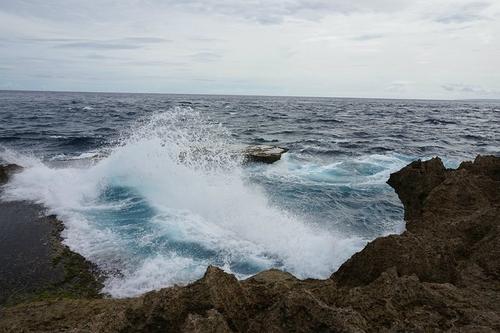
0, 0, 499, 99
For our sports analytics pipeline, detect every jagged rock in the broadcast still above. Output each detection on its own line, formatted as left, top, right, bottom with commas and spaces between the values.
333, 155, 500, 289
1, 155, 499, 332
243, 145, 288, 164
387, 157, 447, 222
0, 164, 22, 185
182, 309, 232, 333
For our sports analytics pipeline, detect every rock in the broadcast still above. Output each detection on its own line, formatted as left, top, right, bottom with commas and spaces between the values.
0, 203, 104, 305
1, 155, 499, 332
182, 309, 232, 333
0, 164, 22, 185
387, 157, 447, 222
333, 155, 500, 288
243, 145, 288, 164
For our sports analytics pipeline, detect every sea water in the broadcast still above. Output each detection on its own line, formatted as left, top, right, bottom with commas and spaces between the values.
1, 91, 498, 297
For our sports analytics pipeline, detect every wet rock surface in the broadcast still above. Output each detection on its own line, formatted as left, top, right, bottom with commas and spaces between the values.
0, 201, 103, 306
0, 164, 22, 185
243, 145, 288, 164
0, 155, 499, 332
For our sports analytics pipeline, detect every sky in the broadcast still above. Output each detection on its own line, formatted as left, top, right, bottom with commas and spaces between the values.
0, 0, 499, 99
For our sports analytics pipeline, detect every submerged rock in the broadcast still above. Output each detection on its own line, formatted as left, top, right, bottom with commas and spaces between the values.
243, 145, 288, 164
0, 155, 499, 332
0, 164, 22, 185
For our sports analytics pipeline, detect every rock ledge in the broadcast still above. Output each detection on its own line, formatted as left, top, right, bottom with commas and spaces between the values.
243, 145, 288, 164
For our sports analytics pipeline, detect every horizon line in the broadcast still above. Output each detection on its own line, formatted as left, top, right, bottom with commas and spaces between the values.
1, 88, 498, 102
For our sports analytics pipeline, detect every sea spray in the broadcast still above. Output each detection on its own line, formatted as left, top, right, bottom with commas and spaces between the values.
1, 108, 366, 297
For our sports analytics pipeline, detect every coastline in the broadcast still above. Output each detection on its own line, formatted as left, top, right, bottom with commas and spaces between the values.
0, 155, 498, 332
0, 196, 103, 305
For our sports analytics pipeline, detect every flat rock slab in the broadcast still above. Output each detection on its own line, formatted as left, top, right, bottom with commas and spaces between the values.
243, 145, 288, 164
0, 201, 65, 304
0, 199, 103, 305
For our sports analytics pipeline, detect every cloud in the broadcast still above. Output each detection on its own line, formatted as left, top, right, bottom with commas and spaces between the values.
13, 36, 169, 47
43, 37, 169, 50
434, 1, 491, 24
386, 81, 413, 93
350, 33, 385, 41
303, 32, 386, 43
1, 0, 499, 98
56, 41, 143, 50
189, 51, 222, 62
126, 60, 186, 67
122, 37, 170, 43
83, 53, 117, 60
191, 78, 217, 82
302, 35, 338, 43
20, 37, 86, 43
442, 83, 500, 96
0, 0, 412, 25
166, 0, 412, 24
189, 37, 224, 42
30, 73, 67, 79
435, 13, 482, 24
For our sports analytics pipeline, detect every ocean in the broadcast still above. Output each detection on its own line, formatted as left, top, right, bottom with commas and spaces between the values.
0, 90, 498, 297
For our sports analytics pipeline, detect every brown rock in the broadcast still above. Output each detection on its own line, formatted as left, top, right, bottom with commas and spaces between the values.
182, 309, 232, 333
386, 157, 447, 222
243, 145, 288, 164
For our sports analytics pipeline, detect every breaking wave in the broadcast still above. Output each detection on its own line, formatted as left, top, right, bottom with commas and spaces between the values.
1, 108, 369, 297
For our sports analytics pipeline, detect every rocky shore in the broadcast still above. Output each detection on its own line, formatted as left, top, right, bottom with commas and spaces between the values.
0, 201, 103, 306
0, 155, 498, 332
0, 165, 103, 306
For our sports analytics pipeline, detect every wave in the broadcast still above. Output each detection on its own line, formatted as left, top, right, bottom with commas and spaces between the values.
249, 153, 412, 187
1, 108, 366, 298
58, 136, 104, 148
422, 118, 458, 125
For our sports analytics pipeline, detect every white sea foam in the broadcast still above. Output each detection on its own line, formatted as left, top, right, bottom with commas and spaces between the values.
255, 152, 411, 187
1, 108, 370, 297
49, 151, 103, 161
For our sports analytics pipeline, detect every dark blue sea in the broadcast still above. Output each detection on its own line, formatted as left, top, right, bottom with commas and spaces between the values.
1, 90, 498, 297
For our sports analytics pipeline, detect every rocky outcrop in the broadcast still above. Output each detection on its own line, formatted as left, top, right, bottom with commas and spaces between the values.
0, 164, 22, 185
243, 145, 288, 164
0, 155, 499, 332
386, 157, 447, 222
333, 155, 500, 289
